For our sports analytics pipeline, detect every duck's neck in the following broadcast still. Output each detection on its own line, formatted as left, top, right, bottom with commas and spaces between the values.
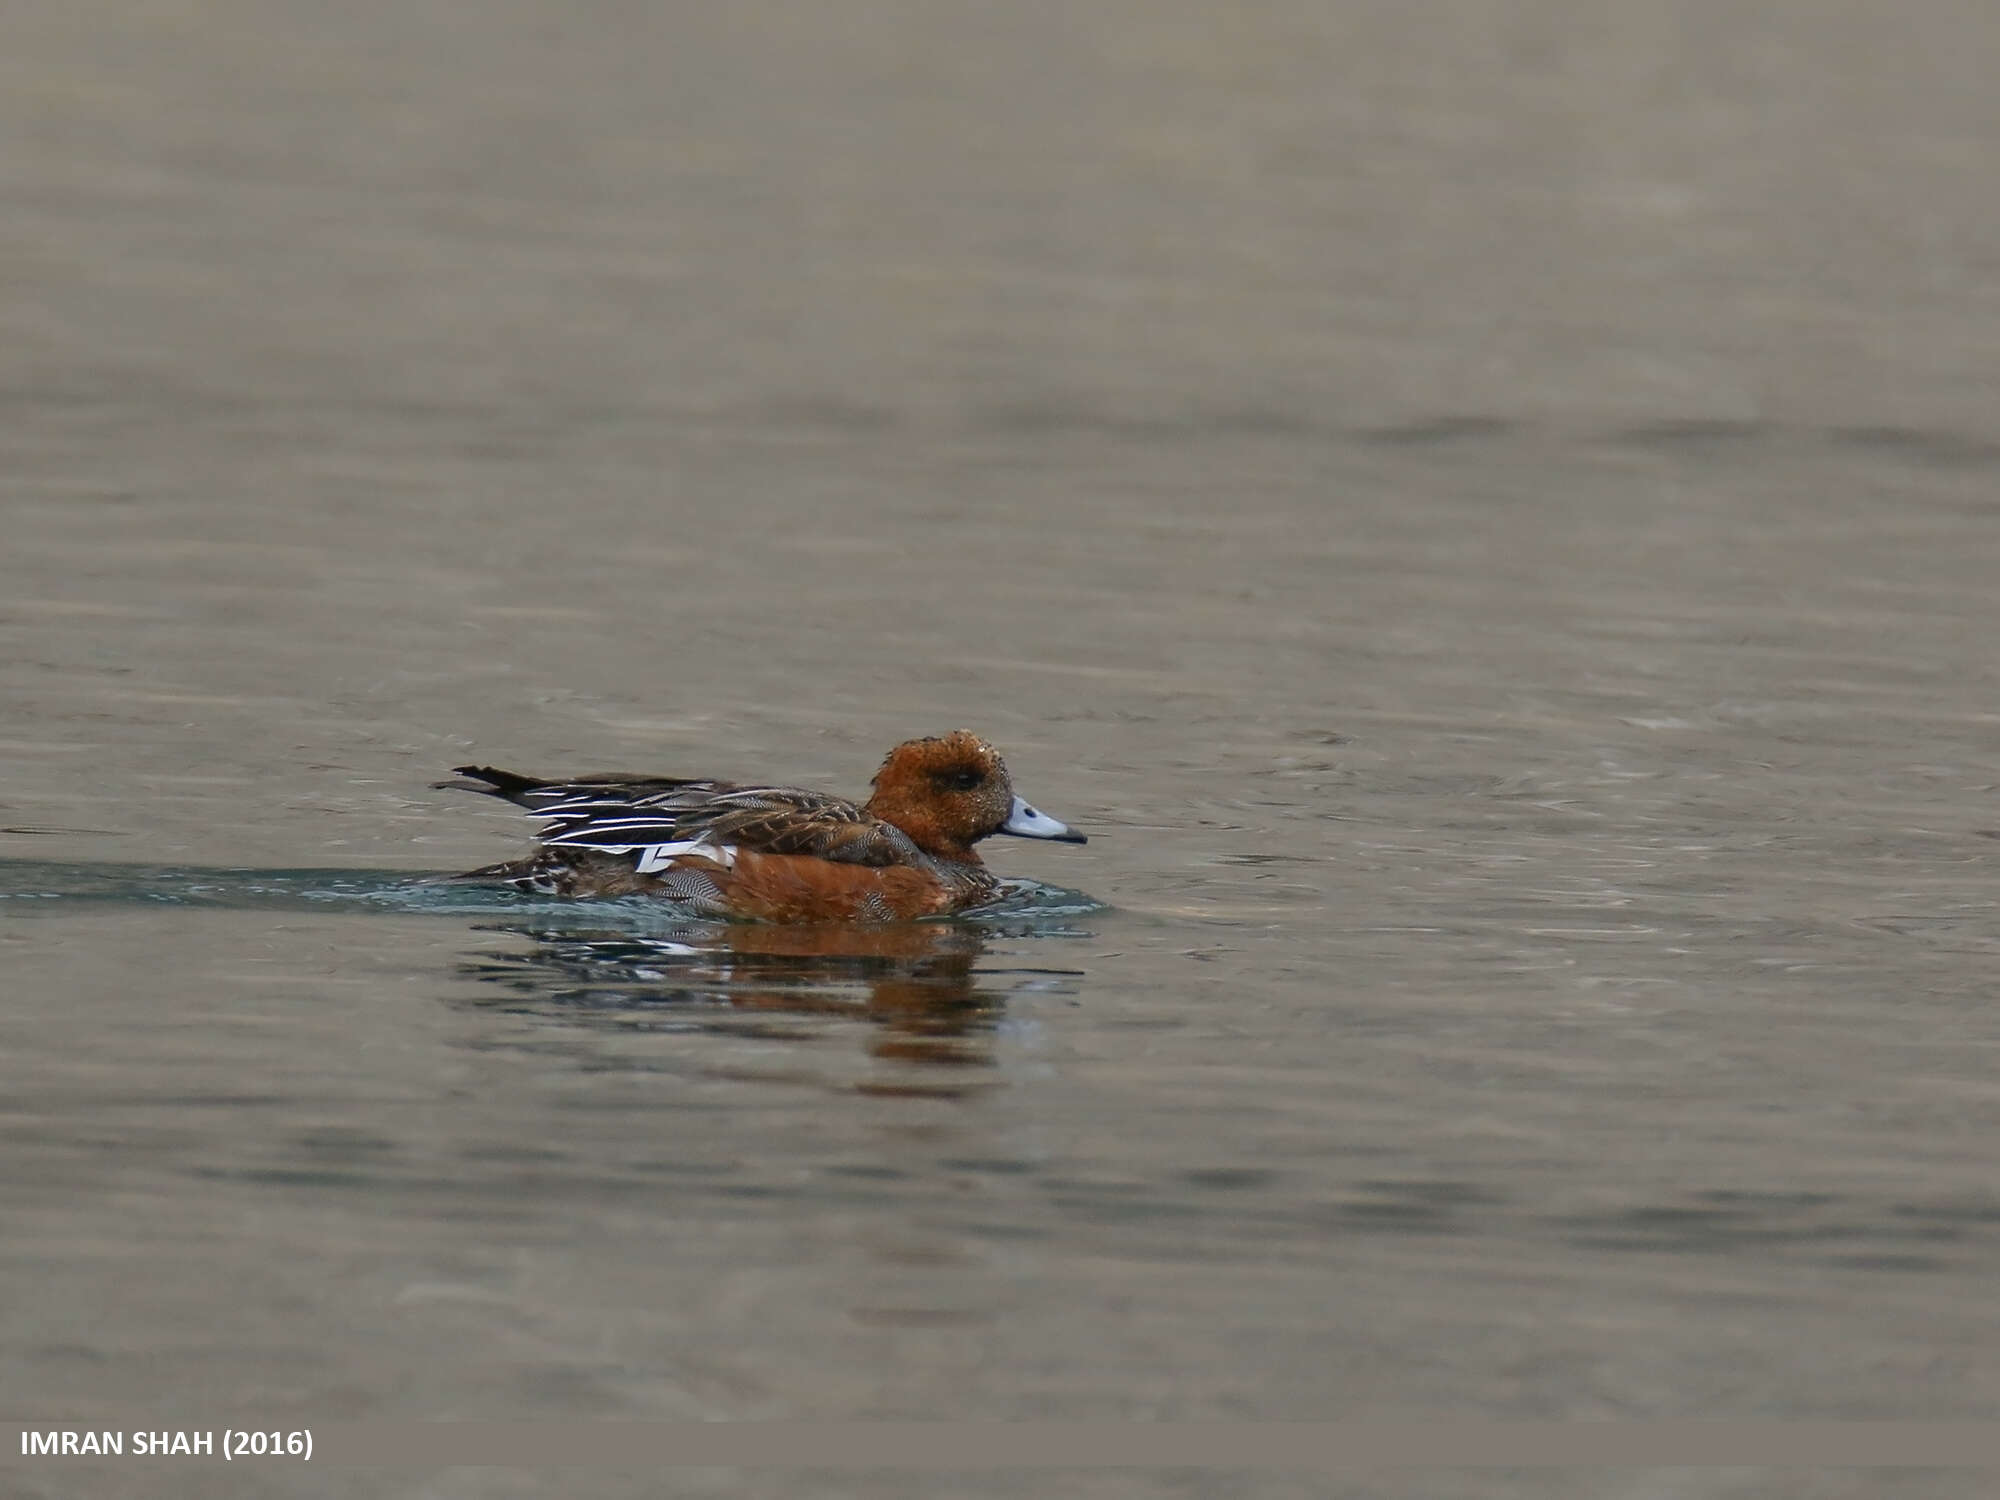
866, 796, 984, 866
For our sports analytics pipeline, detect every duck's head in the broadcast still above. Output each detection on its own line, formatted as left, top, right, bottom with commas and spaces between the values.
866, 730, 1086, 861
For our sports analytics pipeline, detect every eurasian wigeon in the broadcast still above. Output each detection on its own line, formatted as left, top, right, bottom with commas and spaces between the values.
436, 730, 1086, 921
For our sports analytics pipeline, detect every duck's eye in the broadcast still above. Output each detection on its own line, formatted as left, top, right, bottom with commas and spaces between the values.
943, 768, 983, 792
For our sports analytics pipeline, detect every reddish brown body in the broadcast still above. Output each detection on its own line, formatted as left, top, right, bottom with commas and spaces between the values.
675, 851, 963, 922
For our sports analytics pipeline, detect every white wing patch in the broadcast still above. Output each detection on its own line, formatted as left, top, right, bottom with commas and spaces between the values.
633, 839, 738, 874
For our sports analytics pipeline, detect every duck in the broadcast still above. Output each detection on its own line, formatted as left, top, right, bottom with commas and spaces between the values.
436, 730, 1085, 922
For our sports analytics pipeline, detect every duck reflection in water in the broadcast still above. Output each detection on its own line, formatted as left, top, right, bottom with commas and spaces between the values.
458, 917, 1023, 1071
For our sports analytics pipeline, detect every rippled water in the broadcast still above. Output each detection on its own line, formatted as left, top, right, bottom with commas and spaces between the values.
6, 3, 2000, 1498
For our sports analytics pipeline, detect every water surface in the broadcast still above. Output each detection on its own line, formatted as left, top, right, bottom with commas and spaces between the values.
5, 4, 2000, 1498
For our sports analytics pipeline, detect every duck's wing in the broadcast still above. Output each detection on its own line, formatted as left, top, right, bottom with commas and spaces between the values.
438, 767, 920, 867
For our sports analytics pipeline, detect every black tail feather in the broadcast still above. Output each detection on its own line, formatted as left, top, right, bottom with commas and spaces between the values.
431, 765, 550, 805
